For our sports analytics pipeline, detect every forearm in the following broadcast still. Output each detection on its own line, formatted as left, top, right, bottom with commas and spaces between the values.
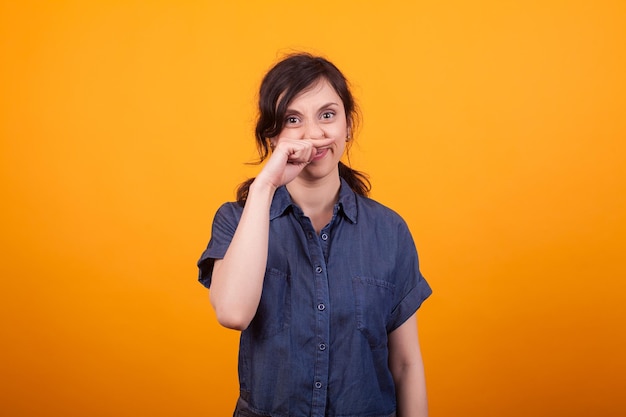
389, 315, 428, 417
393, 361, 428, 417
209, 180, 275, 330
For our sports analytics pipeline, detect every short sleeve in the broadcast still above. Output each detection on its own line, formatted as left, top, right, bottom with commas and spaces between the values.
197, 202, 243, 289
386, 220, 432, 333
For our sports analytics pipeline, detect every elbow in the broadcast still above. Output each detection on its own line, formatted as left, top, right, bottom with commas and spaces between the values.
210, 295, 253, 330
215, 311, 251, 331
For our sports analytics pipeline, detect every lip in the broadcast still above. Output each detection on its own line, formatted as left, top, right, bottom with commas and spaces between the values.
312, 147, 330, 161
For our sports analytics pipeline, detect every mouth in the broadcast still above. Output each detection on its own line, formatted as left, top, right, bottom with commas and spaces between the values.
312, 147, 330, 161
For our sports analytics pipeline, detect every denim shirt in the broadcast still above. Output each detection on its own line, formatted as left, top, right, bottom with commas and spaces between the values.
198, 179, 432, 417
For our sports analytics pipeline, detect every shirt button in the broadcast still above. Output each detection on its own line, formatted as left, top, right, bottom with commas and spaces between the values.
321, 233, 328, 241
319, 343, 326, 351
315, 266, 323, 274
317, 303, 325, 311
315, 382, 322, 389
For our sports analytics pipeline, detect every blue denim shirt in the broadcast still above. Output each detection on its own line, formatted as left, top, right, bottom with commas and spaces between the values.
198, 179, 431, 417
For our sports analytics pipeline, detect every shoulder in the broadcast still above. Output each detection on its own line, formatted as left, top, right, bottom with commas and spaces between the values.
355, 194, 408, 228
216, 201, 243, 213
353, 194, 416, 246
213, 201, 244, 226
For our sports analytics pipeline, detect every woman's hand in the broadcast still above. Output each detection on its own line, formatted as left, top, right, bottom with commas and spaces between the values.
256, 137, 336, 189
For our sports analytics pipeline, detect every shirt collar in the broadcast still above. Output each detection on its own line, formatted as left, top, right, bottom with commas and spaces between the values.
269, 177, 358, 224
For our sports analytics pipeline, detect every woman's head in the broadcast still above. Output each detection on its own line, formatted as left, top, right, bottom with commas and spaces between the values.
237, 53, 370, 203
254, 53, 359, 160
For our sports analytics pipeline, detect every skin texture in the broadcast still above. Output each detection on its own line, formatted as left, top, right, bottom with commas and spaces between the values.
209, 78, 428, 416
389, 314, 429, 417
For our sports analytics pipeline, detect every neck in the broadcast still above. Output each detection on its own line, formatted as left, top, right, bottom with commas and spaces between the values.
287, 173, 341, 232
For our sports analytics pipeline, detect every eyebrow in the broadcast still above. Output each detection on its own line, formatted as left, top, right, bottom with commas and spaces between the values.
285, 102, 340, 114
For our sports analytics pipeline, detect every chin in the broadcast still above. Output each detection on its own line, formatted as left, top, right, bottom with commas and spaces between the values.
302, 161, 340, 180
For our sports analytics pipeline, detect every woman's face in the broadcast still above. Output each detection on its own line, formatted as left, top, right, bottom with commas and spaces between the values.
274, 79, 349, 180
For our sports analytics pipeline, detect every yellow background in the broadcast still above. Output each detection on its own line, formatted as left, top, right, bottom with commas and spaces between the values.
1, 1, 625, 416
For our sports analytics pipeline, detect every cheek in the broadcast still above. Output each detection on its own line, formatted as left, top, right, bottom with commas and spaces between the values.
330, 122, 348, 138
335, 138, 347, 154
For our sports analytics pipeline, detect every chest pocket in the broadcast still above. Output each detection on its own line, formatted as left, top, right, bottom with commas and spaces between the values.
248, 268, 291, 340
352, 276, 396, 349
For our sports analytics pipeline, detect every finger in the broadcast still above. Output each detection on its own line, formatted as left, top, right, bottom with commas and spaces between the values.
288, 146, 315, 164
307, 137, 337, 148
278, 137, 336, 149
281, 141, 314, 160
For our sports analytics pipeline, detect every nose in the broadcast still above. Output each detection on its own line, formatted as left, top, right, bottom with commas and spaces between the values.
303, 120, 325, 139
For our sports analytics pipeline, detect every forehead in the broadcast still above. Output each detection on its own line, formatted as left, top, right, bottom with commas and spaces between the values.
287, 79, 342, 108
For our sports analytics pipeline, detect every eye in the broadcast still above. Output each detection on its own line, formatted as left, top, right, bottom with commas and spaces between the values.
285, 115, 300, 125
321, 111, 335, 120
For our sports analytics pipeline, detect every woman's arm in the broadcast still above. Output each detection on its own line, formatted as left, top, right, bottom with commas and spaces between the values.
388, 313, 428, 417
209, 180, 275, 330
209, 137, 333, 330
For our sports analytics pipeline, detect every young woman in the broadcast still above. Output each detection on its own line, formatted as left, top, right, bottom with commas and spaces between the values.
198, 53, 432, 417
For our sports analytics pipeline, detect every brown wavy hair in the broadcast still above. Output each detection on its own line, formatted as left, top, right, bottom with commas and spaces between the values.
236, 53, 370, 204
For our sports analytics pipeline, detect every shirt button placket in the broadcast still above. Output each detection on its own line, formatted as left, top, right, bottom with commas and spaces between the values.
308, 225, 330, 417
314, 260, 329, 413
